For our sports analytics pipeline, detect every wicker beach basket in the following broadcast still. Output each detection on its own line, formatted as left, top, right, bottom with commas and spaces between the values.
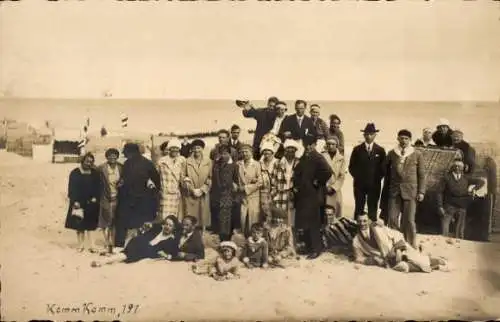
416, 142, 500, 239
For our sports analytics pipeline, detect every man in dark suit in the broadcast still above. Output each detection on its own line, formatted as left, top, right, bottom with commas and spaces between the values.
180, 137, 191, 158
229, 124, 243, 159
241, 97, 280, 160
278, 100, 317, 142
348, 123, 387, 222
386, 129, 426, 249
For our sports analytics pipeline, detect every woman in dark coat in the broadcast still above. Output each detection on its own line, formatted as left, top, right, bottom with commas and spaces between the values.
293, 135, 333, 259
65, 152, 101, 252
210, 145, 239, 242
115, 143, 161, 247
91, 215, 182, 267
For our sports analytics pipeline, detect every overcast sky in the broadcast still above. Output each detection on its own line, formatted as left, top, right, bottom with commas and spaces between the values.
1, 1, 499, 100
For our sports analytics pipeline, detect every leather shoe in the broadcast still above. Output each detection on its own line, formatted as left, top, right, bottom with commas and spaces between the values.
306, 252, 321, 260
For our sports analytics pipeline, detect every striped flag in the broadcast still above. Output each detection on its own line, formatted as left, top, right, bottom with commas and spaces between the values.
78, 137, 88, 149
121, 114, 128, 128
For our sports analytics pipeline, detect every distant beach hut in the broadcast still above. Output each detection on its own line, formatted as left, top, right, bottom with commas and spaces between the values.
52, 128, 82, 163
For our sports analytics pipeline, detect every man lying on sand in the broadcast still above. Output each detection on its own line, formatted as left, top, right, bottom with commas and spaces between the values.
352, 213, 448, 273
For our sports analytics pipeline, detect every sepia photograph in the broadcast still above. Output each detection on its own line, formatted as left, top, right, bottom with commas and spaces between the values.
0, 1, 499, 321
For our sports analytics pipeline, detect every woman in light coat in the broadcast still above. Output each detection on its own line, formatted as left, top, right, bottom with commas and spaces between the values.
237, 144, 263, 237
157, 138, 185, 220
321, 135, 346, 222
182, 139, 212, 231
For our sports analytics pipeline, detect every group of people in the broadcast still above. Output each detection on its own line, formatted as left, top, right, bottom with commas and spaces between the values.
63, 96, 483, 274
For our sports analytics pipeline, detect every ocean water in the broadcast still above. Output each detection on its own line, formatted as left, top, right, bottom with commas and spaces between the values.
0, 99, 498, 147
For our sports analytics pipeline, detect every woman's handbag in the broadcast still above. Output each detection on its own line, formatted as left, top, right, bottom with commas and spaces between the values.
70, 206, 84, 225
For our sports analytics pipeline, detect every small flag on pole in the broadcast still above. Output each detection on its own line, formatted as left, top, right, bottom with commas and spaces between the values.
121, 114, 128, 128
78, 137, 87, 149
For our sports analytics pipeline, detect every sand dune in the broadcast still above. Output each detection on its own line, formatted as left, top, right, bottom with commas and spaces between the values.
1, 150, 500, 321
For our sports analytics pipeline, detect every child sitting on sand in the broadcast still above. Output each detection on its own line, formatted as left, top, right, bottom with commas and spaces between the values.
192, 241, 241, 281
264, 207, 298, 268
242, 223, 269, 269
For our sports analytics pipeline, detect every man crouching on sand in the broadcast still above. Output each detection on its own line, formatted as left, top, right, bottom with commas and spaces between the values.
352, 214, 448, 273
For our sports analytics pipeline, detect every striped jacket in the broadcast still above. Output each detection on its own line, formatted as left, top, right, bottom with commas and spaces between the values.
270, 157, 299, 210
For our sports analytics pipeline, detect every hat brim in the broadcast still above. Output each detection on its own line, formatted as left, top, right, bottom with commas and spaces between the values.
361, 130, 380, 133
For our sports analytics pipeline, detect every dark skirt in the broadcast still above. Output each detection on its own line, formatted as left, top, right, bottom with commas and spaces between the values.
65, 203, 99, 231
123, 234, 179, 263
116, 195, 158, 229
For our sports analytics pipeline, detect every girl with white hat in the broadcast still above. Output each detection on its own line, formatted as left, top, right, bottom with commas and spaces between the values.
192, 241, 241, 281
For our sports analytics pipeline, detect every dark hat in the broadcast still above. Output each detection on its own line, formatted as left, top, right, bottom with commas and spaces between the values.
302, 135, 317, 146
361, 123, 380, 133
397, 129, 412, 138
159, 141, 169, 152
267, 96, 280, 104
235, 100, 249, 107
218, 144, 231, 154
190, 139, 205, 149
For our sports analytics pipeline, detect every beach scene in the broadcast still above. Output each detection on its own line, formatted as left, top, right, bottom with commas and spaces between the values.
1, 98, 500, 320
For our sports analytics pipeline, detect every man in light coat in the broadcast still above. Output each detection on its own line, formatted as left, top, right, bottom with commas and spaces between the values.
386, 129, 426, 249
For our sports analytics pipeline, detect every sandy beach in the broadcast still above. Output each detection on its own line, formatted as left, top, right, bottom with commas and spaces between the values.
1, 146, 500, 321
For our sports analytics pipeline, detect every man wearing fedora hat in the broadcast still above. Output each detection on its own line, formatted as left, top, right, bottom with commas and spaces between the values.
348, 123, 387, 222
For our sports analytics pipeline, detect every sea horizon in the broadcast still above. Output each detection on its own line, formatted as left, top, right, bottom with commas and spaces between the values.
0, 98, 498, 147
